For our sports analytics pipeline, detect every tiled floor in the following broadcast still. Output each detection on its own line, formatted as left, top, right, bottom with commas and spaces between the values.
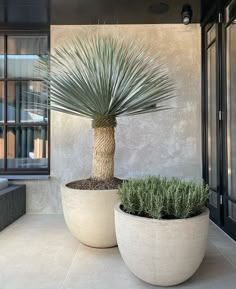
0, 215, 236, 289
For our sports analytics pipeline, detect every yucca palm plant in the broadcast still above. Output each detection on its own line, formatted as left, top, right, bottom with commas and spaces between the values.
39, 35, 175, 182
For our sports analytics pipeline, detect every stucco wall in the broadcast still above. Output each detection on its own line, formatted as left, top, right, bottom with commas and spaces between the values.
18, 24, 201, 214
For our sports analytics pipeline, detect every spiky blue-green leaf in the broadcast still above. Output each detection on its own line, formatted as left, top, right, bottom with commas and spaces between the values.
36, 35, 175, 121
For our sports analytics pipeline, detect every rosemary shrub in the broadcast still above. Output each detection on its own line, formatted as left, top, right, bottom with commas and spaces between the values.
119, 177, 208, 219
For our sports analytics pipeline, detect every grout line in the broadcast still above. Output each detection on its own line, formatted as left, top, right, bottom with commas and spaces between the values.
59, 243, 80, 289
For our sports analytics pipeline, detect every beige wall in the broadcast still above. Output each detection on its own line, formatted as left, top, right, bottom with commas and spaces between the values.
17, 24, 201, 214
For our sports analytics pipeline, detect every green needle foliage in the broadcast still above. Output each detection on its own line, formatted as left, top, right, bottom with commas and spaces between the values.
119, 177, 209, 219
37, 35, 175, 121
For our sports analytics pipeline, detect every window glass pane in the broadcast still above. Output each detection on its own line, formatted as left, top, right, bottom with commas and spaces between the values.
229, 201, 236, 222
0, 126, 4, 168
0, 34, 49, 173
227, 23, 236, 199
7, 36, 48, 78
207, 25, 216, 45
0, 36, 4, 78
7, 126, 48, 169
7, 81, 48, 123
226, 0, 236, 24
0, 81, 4, 123
208, 43, 217, 190
209, 190, 218, 208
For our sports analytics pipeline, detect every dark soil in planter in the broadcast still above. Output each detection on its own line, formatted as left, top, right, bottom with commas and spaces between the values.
67, 177, 123, 190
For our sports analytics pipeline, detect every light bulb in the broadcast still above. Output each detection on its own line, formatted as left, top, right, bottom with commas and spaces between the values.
183, 16, 190, 25
181, 4, 192, 25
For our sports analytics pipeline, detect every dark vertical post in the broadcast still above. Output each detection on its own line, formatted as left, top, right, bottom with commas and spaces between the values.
15, 82, 20, 123
26, 127, 32, 167
3, 35, 7, 170
15, 81, 21, 168
216, 0, 225, 226
201, 24, 207, 183
15, 126, 20, 168
41, 126, 46, 158
21, 127, 26, 159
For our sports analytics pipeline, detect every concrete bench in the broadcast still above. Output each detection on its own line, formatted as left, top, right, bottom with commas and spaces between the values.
0, 185, 26, 231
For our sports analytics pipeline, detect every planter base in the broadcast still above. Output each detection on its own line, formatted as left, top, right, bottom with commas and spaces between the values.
62, 185, 120, 248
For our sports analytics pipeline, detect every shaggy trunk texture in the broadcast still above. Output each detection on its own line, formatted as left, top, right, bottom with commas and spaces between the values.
92, 127, 115, 181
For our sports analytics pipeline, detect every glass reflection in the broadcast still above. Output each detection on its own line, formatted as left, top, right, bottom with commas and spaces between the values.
226, 0, 236, 24
229, 202, 236, 221
227, 23, 236, 199
207, 41, 217, 190
0, 36, 4, 78
0, 126, 3, 168
207, 24, 216, 46
209, 190, 218, 208
7, 36, 48, 78
7, 81, 48, 123
0, 82, 4, 123
0, 36, 5, 78
7, 126, 48, 169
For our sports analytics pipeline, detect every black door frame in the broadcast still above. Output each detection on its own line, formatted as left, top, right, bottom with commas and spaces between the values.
223, 2, 236, 239
202, 9, 222, 225
202, 0, 236, 240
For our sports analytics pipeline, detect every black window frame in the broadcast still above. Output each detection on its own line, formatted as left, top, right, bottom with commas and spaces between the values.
0, 26, 50, 176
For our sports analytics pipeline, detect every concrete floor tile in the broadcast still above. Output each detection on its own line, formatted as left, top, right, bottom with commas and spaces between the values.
61, 244, 151, 289
61, 242, 236, 289
209, 222, 236, 269
0, 215, 236, 289
0, 215, 79, 289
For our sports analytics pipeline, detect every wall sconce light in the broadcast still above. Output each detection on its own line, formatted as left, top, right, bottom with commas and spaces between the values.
181, 4, 192, 25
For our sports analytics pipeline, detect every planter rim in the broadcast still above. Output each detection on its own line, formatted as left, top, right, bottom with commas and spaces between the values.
114, 202, 209, 223
62, 183, 119, 192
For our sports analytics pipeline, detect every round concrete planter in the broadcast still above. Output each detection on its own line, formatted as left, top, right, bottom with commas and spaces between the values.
114, 203, 209, 286
61, 184, 120, 248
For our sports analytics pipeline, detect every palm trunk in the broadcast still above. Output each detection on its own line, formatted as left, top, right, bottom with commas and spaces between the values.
92, 127, 115, 181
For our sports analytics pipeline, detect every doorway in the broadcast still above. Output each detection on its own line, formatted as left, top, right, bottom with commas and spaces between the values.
203, 0, 236, 240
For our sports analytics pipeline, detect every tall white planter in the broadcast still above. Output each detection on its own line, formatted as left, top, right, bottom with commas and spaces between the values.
115, 203, 209, 286
61, 185, 120, 248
